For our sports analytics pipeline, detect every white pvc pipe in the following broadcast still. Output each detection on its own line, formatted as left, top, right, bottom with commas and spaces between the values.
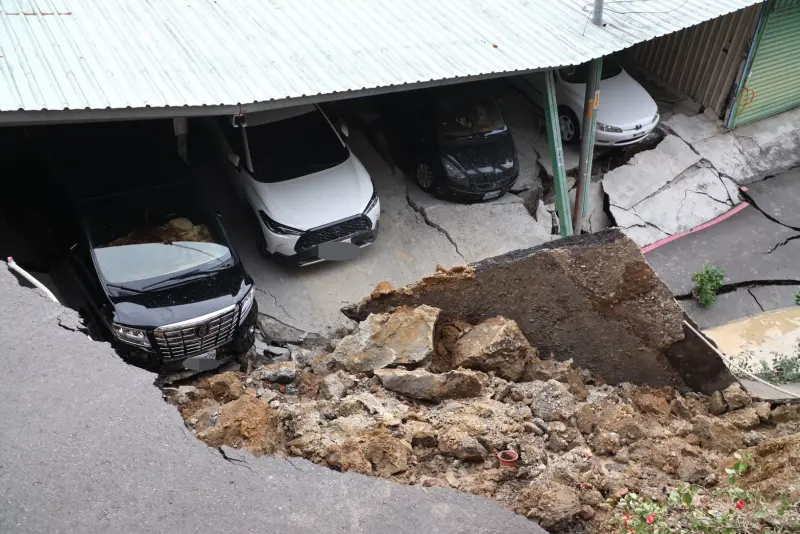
6, 256, 59, 304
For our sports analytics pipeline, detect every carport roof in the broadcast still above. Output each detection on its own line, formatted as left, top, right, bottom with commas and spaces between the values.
0, 0, 763, 122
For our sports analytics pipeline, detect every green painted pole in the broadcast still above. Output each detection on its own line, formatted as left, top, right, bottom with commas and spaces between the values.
573, 57, 602, 232
543, 70, 573, 237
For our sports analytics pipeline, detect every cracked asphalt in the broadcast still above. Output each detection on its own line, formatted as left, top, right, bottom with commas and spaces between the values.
0, 268, 543, 534
194, 128, 552, 335
645, 166, 800, 329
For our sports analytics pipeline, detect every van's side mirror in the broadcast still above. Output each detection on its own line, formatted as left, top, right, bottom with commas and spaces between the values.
339, 123, 349, 140
227, 152, 241, 169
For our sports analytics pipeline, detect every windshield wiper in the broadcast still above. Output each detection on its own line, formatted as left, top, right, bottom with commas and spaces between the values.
105, 283, 145, 294
140, 261, 230, 291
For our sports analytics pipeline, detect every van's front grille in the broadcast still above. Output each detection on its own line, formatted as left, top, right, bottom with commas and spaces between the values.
153, 305, 240, 361
295, 215, 372, 252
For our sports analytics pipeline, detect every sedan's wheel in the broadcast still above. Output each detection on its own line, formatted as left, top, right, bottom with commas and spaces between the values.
558, 107, 580, 145
415, 162, 435, 192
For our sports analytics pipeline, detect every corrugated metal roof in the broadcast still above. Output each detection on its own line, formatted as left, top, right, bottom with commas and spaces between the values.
0, 0, 763, 117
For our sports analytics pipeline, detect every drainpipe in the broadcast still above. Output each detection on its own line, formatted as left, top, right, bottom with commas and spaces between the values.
572, 57, 603, 232
592, 0, 604, 26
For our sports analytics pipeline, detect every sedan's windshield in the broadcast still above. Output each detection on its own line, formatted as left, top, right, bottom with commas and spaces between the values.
437, 97, 507, 139
86, 190, 231, 287
559, 57, 623, 83
245, 110, 349, 183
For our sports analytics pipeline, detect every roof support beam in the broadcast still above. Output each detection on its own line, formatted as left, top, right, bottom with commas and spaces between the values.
542, 70, 573, 237
573, 57, 603, 232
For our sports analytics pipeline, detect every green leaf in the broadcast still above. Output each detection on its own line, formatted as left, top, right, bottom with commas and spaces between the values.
683, 492, 693, 506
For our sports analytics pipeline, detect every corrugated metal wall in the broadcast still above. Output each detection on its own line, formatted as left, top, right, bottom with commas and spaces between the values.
627, 4, 762, 118
732, 0, 800, 125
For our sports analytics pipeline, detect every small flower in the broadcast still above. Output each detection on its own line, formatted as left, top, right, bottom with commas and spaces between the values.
617, 488, 629, 497
623, 514, 631, 526
646, 513, 656, 524
735, 499, 745, 510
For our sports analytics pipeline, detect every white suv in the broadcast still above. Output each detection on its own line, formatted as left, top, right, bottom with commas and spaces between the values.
209, 105, 380, 266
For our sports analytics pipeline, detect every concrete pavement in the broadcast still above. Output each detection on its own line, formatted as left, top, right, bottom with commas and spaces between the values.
0, 268, 543, 534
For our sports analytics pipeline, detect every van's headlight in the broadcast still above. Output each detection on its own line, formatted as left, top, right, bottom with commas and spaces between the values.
652, 112, 660, 124
597, 123, 623, 133
239, 288, 254, 324
112, 324, 151, 348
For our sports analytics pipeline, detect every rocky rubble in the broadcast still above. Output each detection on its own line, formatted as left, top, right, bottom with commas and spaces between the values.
165, 305, 800, 533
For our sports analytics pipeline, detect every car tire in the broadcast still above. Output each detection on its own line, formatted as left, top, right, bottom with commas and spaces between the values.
558, 106, 581, 145
415, 162, 435, 192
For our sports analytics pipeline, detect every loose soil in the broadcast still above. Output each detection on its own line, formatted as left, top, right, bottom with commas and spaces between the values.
164, 312, 800, 533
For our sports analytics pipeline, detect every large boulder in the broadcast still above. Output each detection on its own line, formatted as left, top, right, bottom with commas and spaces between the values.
519, 481, 583, 529
332, 305, 440, 373
374, 368, 482, 402
438, 429, 488, 462
196, 395, 281, 455
450, 317, 531, 381
205, 372, 244, 403
251, 362, 297, 384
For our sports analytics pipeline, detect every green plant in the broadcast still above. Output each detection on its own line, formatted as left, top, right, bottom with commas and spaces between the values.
691, 265, 725, 307
795, 289, 800, 306
731, 348, 800, 385
611, 453, 799, 534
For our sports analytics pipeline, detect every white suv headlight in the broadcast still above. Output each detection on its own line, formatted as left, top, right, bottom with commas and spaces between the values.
239, 287, 254, 324
112, 323, 151, 348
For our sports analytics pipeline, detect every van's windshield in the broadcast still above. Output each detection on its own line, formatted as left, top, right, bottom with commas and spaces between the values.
245, 110, 349, 183
86, 189, 231, 287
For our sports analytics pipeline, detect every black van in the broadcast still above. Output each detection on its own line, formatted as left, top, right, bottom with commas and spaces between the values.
37, 121, 257, 371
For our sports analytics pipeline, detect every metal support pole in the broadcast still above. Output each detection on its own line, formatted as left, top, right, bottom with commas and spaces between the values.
592, 0, 604, 26
572, 57, 602, 232
542, 70, 573, 237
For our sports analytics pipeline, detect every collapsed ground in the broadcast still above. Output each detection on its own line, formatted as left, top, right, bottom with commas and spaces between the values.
164, 302, 800, 532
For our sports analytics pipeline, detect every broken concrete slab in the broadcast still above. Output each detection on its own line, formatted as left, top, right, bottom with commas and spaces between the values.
693, 132, 753, 184
345, 229, 733, 390
664, 113, 726, 144
0, 269, 542, 534
630, 166, 732, 236
406, 182, 554, 263
332, 305, 440, 372
603, 135, 703, 210
569, 178, 611, 234
612, 218, 669, 247
374, 368, 483, 402
744, 166, 800, 229
735, 107, 800, 183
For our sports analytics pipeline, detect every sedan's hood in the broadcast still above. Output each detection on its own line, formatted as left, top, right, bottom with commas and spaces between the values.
254, 154, 373, 230
596, 72, 658, 128
109, 265, 251, 329
442, 134, 517, 189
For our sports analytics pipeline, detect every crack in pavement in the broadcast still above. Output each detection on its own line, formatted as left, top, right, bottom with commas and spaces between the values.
218, 448, 254, 471
675, 279, 800, 300
747, 288, 765, 312
255, 287, 296, 322
741, 190, 800, 233
687, 188, 731, 206
764, 234, 800, 255
405, 189, 467, 263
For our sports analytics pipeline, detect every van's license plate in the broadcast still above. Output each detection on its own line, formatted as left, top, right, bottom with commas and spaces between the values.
183, 350, 220, 372
483, 190, 502, 201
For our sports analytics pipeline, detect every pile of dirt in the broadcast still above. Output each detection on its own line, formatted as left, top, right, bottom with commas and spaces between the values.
165, 305, 800, 532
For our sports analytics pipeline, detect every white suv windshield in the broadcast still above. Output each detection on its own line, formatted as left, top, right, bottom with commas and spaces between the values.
95, 242, 230, 284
